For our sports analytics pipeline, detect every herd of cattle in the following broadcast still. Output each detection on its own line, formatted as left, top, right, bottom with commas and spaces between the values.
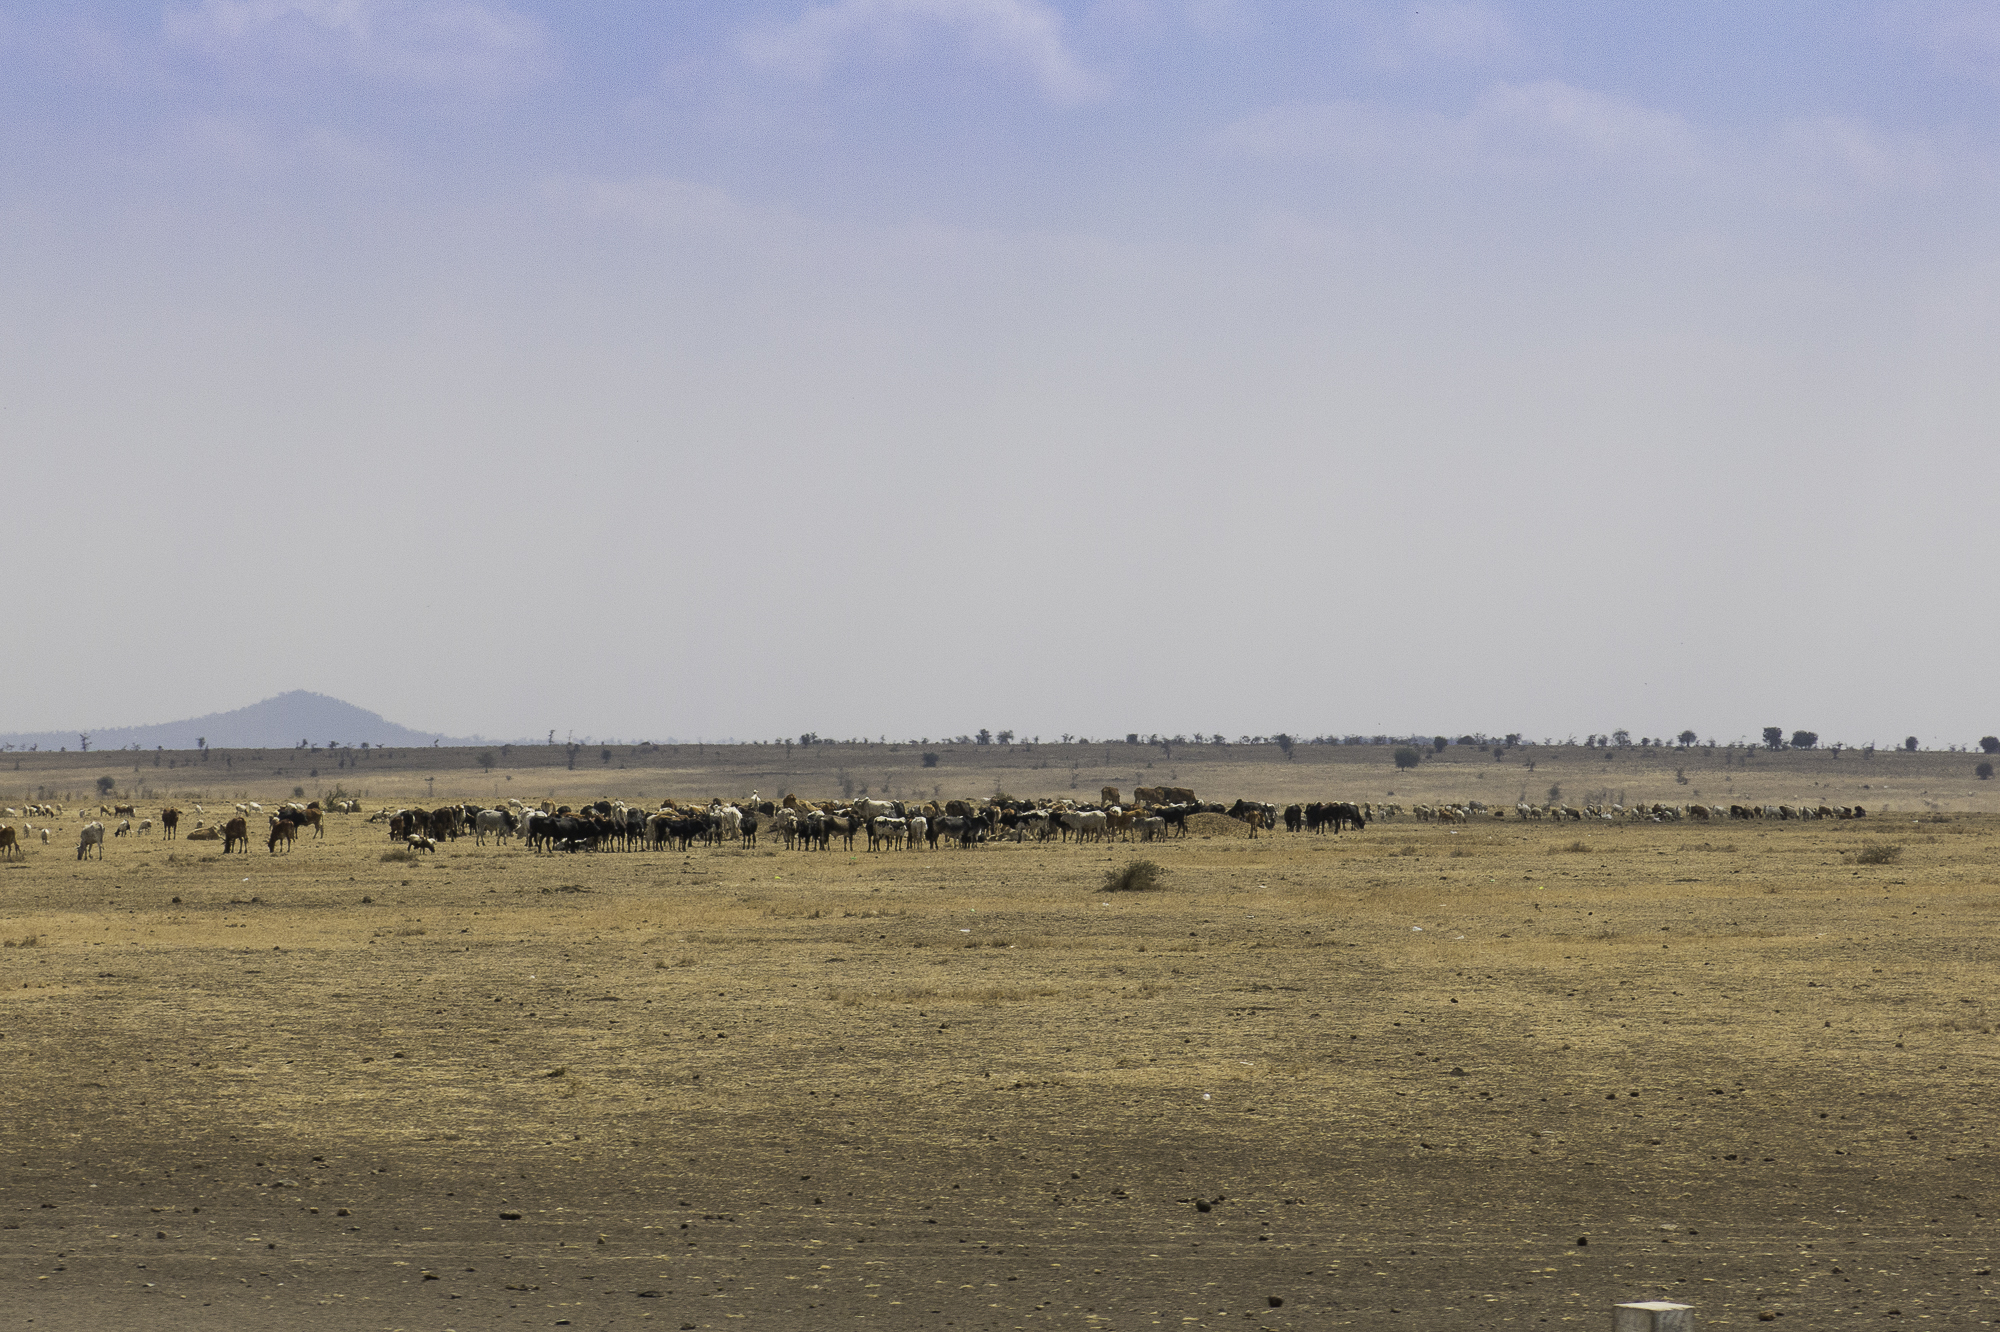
1413, 800, 1869, 823
0, 788, 1875, 863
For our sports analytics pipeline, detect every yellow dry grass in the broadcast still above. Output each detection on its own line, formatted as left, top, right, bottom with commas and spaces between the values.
1, 749, 1996, 1326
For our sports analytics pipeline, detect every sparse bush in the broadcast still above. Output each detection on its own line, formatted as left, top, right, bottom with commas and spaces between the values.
1101, 859, 1165, 892
921, 752, 939, 769
381, 847, 415, 863
1980, 762, 1995, 781
477, 751, 497, 770
1393, 747, 1422, 770
1982, 737, 2000, 755
1562, 840, 1591, 853
95, 775, 115, 796
1852, 843, 1904, 865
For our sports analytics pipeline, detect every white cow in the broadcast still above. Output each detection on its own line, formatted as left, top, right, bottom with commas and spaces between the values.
76, 821, 105, 861
474, 809, 512, 845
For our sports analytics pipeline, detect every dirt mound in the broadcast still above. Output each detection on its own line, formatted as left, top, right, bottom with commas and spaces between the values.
1184, 811, 1255, 839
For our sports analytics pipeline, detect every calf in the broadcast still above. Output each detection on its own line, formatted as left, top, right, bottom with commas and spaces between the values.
268, 819, 298, 854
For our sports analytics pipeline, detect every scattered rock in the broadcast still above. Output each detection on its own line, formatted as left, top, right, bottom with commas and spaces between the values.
499, 1211, 523, 1221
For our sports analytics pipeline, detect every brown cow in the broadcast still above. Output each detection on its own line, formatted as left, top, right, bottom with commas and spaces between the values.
161, 807, 180, 838
268, 819, 297, 854
0, 825, 18, 860
223, 817, 250, 854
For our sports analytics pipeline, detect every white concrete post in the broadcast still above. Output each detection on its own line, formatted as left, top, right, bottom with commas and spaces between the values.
1613, 1302, 1694, 1332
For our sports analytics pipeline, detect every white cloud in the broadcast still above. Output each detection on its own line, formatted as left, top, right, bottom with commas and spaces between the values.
165, 0, 551, 89
1213, 80, 1699, 176
1773, 116, 1945, 196
740, 0, 1102, 102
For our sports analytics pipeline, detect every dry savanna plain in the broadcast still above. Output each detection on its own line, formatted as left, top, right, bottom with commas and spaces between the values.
1, 740, 1996, 1330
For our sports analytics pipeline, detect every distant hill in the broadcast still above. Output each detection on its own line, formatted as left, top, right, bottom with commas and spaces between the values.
0, 691, 474, 752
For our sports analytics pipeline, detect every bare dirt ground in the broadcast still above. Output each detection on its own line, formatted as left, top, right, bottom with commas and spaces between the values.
1, 745, 1996, 1330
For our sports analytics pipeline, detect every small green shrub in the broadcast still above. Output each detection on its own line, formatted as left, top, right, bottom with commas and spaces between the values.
1102, 859, 1165, 892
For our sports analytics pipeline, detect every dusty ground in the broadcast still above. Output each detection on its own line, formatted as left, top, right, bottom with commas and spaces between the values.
1, 748, 1996, 1329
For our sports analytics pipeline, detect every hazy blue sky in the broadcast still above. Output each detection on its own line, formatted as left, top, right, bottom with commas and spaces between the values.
3, 2, 1996, 747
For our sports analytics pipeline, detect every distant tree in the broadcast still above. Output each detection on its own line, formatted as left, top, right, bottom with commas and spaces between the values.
976, 729, 993, 745
1905, 736, 1919, 752
1979, 762, 1995, 781
1432, 736, 1447, 754
1612, 729, 1631, 747
79, 733, 90, 753
1678, 730, 1698, 748
1791, 730, 1818, 750
601, 747, 612, 765
1275, 734, 1294, 760
1763, 727, 1786, 751
95, 775, 115, 796
477, 751, 497, 770
1393, 746, 1422, 770
1981, 737, 2000, 755
922, 752, 940, 768
1547, 783, 1562, 803
996, 730, 1014, 745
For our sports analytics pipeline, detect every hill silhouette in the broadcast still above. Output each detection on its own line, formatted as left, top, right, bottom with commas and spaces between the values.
0, 691, 472, 752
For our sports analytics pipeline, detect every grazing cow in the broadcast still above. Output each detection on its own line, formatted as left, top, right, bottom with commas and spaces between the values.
268, 819, 298, 854
113, 818, 131, 837
906, 815, 929, 849
113, 803, 136, 818
474, 808, 514, 845
77, 822, 106, 861
222, 817, 250, 855
0, 826, 18, 860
